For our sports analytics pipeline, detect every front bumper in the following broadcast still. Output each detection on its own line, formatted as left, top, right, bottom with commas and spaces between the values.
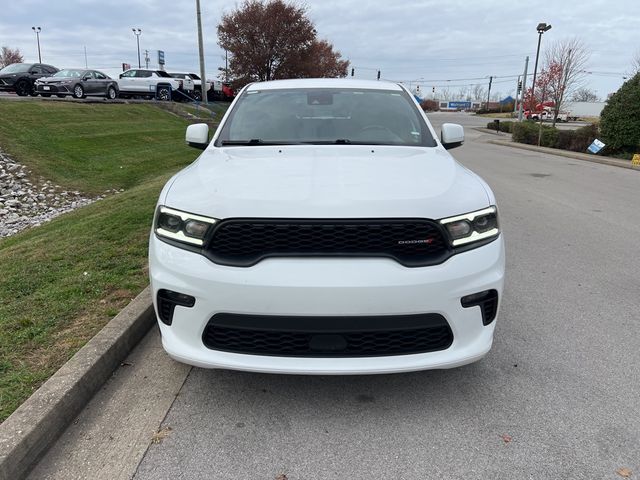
36, 84, 71, 94
149, 234, 505, 374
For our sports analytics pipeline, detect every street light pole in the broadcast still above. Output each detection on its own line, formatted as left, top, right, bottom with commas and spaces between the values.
32, 27, 42, 63
530, 22, 552, 110
132, 28, 142, 68
195, 0, 208, 105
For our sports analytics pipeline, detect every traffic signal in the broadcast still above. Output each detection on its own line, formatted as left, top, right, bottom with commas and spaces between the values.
351, 68, 354, 77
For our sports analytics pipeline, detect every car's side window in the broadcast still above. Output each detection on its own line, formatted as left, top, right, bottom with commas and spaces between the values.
94, 71, 107, 80
121, 70, 136, 78
136, 70, 152, 78
43, 66, 57, 74
84, 71, 95, 79
30, 65, 43, 74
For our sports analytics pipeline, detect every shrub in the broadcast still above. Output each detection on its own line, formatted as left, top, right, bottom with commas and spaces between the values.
486, 120, 514, 133
420, 99, 439, 111
556, 124, 598, 152
512, 121, 559, 148
600, 73, 640, 155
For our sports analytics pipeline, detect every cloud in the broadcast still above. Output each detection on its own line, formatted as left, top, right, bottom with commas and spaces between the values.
1, 0, 637, 96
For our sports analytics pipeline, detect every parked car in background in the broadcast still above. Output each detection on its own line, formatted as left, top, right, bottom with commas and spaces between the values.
0, 63, 59, 96
169, 72, 210, 101
206, 80, 235, 102
35, 69, 119, 99
117, 69, 193, 101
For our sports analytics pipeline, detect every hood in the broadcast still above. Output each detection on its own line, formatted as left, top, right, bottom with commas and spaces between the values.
37, 76, 69, 83
164, 145, 490, 220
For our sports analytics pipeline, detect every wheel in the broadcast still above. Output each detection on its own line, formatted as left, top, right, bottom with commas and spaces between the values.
73, 84, 85, 99
192, 89, 202, 101
157, 86, 171, 101
15, 80, 31, 96
106, 86, 117, 100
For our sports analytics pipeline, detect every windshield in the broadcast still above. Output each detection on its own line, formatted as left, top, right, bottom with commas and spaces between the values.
217, 88, 435, 147
0, 63, 32, 74
54, 69, 84, 78
189, 73, 200, 80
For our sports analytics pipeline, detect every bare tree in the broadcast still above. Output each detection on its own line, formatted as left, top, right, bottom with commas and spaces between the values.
543, 37, 590, 126
472, 83, 486, 102
632, 48, 640, 75
0, 46, 23, 68
570, 87, 599, 102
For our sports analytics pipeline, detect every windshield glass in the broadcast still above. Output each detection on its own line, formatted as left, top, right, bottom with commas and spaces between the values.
53, 69, 83, 78
0, 63, 32, 74
217, 88, 435, 147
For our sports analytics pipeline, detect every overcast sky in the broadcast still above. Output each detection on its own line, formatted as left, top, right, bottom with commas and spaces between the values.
1, 0, 637, 99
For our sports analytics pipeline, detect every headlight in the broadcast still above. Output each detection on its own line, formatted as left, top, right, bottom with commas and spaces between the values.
439, 206, 499, 247
154, 206, 217, 246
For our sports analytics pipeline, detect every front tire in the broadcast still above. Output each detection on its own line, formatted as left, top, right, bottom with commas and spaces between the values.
106, 86, 117, 100
15, 80, 31, 96
157, 86, 171, 101
73, 84, 85, 99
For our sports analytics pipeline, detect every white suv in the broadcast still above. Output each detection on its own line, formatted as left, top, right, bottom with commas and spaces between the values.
117, 69, 194, 100
149, 78, 505, 374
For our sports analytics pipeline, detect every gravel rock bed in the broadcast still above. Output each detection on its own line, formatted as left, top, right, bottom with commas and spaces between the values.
0, 149, 118, 238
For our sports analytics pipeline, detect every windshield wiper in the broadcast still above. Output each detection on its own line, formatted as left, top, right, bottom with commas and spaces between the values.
220, 139, 306, 146
220, 139, 265, 145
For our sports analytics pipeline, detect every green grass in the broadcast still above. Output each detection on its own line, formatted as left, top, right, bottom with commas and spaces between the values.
0, 101, 203, 194
0, 100, 227, 421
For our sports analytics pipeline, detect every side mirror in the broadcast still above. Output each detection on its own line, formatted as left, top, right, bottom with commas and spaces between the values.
441, 123, 464, 149
186, 123, 209, 150
119, 74, 123, 79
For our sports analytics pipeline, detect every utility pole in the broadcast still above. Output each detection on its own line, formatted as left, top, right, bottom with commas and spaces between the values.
518, 56, 529, 121
144, 50, 150, 68
195, 0, 208, 104
486, 76, 493, 109
225, 50, 228, 83
514, 76, 521, 114
84, 45, 88, 68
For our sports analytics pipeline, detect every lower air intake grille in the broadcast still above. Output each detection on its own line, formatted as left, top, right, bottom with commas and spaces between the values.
202, 313, 454, 357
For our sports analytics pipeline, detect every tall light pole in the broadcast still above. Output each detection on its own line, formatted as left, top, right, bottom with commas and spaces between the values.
530, 22, 551, 110
32, 27, 42, 63
195, 0, 208, 104
132, 28, 142, 68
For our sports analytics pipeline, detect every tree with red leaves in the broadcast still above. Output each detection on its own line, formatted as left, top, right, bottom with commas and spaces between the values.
217, 0, 349, 87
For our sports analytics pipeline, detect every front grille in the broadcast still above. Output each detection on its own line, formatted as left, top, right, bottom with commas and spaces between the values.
205, 219, 450, 267
202, 313, 454, 357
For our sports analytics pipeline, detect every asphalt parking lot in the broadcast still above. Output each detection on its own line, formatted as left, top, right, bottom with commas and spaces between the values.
29, 113, 640, 480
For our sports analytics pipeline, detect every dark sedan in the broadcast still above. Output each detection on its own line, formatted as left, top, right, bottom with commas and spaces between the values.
0, 63, 58, 96
35, 69, 119, 99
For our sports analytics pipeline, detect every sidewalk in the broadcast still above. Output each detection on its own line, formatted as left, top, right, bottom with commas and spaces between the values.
475, 128, 640, 171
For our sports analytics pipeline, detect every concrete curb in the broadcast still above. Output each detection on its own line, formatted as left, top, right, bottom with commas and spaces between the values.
486, 139, 640, 171
0, 287, 155, 480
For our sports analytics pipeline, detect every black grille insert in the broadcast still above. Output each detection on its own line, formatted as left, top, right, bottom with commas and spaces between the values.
202, 313, 454, 357
205, 218, 450, 267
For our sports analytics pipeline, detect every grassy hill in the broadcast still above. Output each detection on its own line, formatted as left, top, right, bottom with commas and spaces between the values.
0, 100, 225, 421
